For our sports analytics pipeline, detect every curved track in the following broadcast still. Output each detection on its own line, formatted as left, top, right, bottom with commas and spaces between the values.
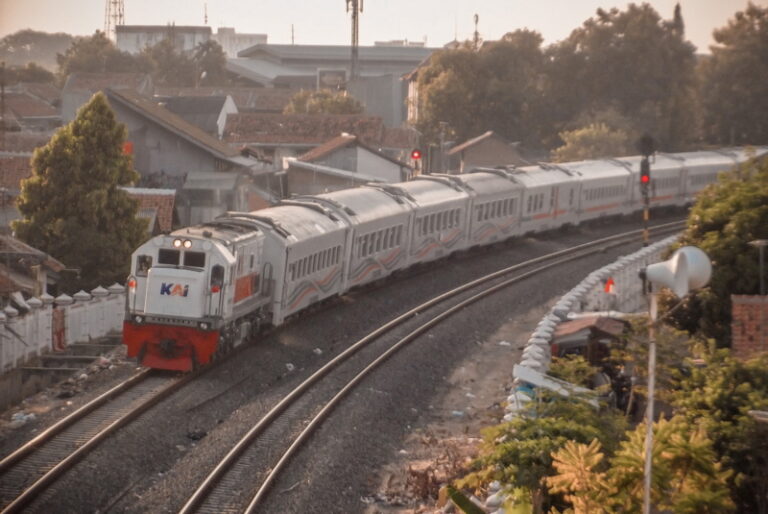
179, 221, 683, 513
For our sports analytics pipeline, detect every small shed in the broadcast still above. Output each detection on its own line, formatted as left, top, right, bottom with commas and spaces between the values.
447, 131, 528, 173
551, 316, 628, 364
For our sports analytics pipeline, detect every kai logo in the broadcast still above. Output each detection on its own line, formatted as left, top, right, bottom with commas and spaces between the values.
160, 282, 189, 297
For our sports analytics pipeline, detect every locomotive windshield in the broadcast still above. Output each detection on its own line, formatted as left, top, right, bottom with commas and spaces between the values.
184, 251, 205, 267
158, 249, 180, 265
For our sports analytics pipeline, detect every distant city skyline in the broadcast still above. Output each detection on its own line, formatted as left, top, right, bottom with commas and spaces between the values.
1, 0, 765, 53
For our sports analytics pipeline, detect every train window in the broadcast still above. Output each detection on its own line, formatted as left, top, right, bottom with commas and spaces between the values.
184, 251, 205, 268
252, 274, 260, 292
250, 254, 255, 270
569, 189, 574, 205
158, 249, 180, 265
289, 263, 296, 281
211, 264, 224, 288
136, 255, 152, 276
396, 226, 403, 246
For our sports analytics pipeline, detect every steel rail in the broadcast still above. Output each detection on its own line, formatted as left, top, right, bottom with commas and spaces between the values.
1, 371, 192, 513
181, 220, 683, 513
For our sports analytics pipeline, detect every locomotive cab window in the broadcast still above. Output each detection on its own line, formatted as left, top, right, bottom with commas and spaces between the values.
211, 264, 224, 288
184, 251, 205, 268
158, 249, 180, 265
136, 255, 152, 276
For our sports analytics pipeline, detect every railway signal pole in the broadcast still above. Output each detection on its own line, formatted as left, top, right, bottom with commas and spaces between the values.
637, 135, 656, 247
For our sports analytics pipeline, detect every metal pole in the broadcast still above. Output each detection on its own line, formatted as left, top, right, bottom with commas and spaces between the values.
642, 156, 650, 247
643, 293, 658, 514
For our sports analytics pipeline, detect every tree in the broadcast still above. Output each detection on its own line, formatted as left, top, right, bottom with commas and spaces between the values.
192, 40, 229, 86
670, 348, 768, 513
283, 89, 364, 115
548, 418, 734, 513
140, 38, 196, 86
414, 31, 547, 147
552, 122, 632, 162
56, 31, 147, 80
2, 63, 56, 85
0, 29, 73, 70
13, 92, 147, 291
667, 154, 768, 343
546, 3, 698, 151
699, 3, 768, 145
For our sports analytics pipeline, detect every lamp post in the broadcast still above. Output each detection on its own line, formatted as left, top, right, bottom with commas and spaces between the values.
749, 240, 767, 296
641, 246, 712, 514
749, 239, 767, 353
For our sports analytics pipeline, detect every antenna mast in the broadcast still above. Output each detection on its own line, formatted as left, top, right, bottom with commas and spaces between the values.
104, 0, 125, 41
346, 0, 363, 82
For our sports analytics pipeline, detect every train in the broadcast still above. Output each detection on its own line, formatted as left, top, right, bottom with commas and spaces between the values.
123, 147, 767, 370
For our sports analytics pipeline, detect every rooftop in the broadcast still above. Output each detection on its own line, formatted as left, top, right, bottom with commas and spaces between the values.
224, 113, 386, 146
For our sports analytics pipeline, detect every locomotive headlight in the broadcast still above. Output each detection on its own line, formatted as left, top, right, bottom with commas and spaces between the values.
172, 239, 183, 248
133, 315, 144, 324
199, 322, 209, 330
183, 239, 192, 249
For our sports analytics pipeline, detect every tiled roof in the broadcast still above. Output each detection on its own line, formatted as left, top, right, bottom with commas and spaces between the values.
63, 72, 151, 94
0, 154, 34, 192
155, 86, 292, 112
0, 132, 52, 152
17, 83, 61, 105
224, 113, 385, 145
297, 133, 411, 169
124, 187, 176, 233
297, 134, 357, 162
107, 88, 239, 159
3, 92, 59, 118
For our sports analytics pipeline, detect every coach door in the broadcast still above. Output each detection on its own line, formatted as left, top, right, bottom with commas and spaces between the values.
209, 264, 225, 316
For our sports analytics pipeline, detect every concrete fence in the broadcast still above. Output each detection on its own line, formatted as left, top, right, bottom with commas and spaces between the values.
0, 283, 125, 373
508, 235, 679, 418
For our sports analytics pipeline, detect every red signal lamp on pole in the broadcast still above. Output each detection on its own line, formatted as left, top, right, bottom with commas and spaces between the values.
410, 148, 422, 160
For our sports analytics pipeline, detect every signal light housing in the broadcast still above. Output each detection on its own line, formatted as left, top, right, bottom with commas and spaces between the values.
640, 159, 651, 185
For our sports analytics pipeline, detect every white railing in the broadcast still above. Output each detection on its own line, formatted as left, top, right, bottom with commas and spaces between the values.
0, 284, 125, 373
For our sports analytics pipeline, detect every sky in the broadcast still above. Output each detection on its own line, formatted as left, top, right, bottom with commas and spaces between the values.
1, 0, 765, 53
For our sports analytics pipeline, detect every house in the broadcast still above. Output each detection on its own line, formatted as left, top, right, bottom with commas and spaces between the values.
116, 25, 211, 55
154, 86, 293, 113
61, 72, 154, 122
0, 234, 65, 300
284, 133, 413, 196
224, 112, 388, 170
106, 88, 276, 225
1, 90, 61, 132
0, 151, 34, 232
159, 95, 238, 139
123, 187, 177, 235
446, 131, 529, 173
227, 43, 437, 127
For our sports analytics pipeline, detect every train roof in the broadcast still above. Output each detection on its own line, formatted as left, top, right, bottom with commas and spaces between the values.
555, 159, 632, 179
309, 186, 412, 223
241, 204, 344, 242
444, 170, 524, 195
385, 176, 470, 207
504, 165, 577, 186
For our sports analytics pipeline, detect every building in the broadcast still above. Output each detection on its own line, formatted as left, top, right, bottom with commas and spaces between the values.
284, 133, 413, 195
116, 25, 211, 54
227, 43, 437, 127
731, 295, 768, 360
159, 95, 238, 139
1, 90, 61, 132
213, 27, 267, 57
123, 187, 177, 235
61, 72, 154, 122
106, 88, 275, 225
0, 234, 65, 299
446, 131, 529, 173
154, 86, 293, 113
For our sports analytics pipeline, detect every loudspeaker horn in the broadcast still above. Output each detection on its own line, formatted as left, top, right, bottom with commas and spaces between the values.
644, 246, 712, 298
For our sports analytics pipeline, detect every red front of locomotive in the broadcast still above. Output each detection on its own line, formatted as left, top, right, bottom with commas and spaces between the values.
124, 234, 233, 371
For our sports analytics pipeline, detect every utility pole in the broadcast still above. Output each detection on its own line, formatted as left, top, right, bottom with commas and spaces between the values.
346, 0, 363, 82
0, 61, 5, 151
473, 14, 480, 50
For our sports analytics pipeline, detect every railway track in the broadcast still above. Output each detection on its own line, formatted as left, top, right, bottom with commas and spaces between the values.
179, 221, 684, 513
0, 369, 189, 513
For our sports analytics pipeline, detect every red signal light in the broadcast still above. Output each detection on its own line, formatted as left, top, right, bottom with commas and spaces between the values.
410, 148, 422, 160
641, 174, 650, 184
